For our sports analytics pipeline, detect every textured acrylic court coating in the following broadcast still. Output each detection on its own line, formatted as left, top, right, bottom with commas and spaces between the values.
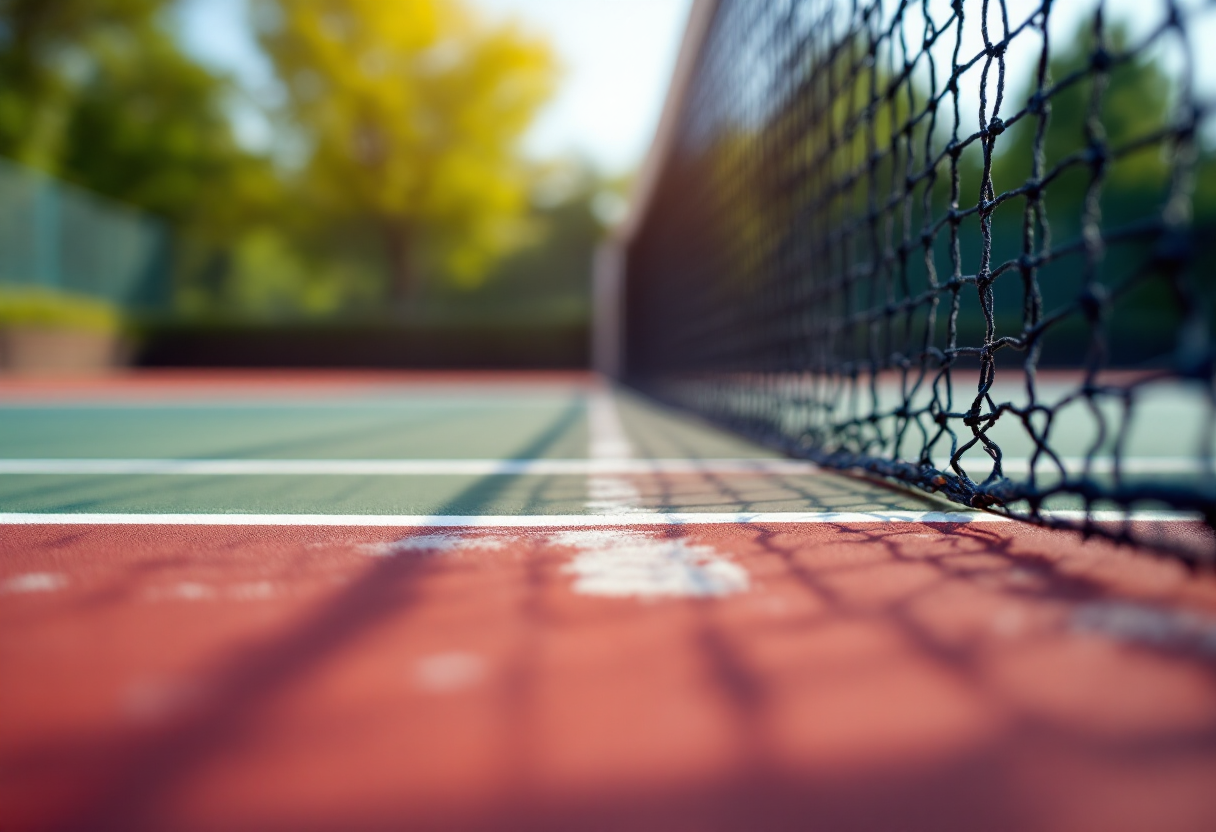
4, 523, 1216, 832
2, 372, 1216, 832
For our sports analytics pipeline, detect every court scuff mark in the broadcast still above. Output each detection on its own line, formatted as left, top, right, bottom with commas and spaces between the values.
143, 581, 278, 603
360, 534, 507, 556
586, 387, 654, 515
554, 529, 749, 599
364, 528, 751, 600
2, 572, 66, 593
586, 476, 652, 515
412, 652, 486, 694
122, 678, 207, 723
1071, 601, 1216, 657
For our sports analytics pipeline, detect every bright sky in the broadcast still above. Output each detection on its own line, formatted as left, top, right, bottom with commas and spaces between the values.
175, 0, 693, 174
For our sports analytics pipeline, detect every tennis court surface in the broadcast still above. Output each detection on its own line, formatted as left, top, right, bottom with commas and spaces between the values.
3, 370, 1215, 832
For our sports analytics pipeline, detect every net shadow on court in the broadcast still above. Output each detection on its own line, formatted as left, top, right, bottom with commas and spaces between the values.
4, 516, 1214, 832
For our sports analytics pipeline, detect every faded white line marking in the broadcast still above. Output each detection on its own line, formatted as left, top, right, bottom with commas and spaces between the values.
143, 581, 279, 602
587, 388, 635, 461
123, 678, 206, 722
990, 458, 1208, 476
228, 581, 276, 601
0, 458, 819, 476
145, 582, 215, 601
175, 582, 214, 601
413, 653, 486, 694
2, 457, 1201, 476
366, 527, 750, 600
1072, 601, 1216, 656
2, 572, 67, 593
555, 529, 748, 598
586, 475, 653, 515
586, 387, 654, 515
0, 511, 1197, 527
361, 533, 507, 556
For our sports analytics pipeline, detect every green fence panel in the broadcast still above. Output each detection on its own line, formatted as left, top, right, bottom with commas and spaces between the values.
0, 157, 171, 309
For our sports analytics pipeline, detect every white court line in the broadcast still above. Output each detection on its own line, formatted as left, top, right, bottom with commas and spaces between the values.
0, 454, 1196, 474
585, 387, 653, 515
993, 458, 1206, 475
0, 458, 819, 476
0, 457, 1202, 476
587, 388, 634, 461
0, 511, 1199, 527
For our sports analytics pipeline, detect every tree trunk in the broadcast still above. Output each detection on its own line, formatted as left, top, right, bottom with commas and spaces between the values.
384, 223, 413, 309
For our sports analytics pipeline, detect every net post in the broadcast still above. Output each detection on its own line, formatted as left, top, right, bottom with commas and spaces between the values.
592, 240, 625, 379
617, 0, 720, 246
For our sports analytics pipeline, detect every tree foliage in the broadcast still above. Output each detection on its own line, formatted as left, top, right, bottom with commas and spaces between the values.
63, 27, 277, 232
0, 0, 274, 235
253, 0, 558, 300
0, 0, 165, 168
990, 22, 1176, 220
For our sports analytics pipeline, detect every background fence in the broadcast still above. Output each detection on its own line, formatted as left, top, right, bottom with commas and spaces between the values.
0, 157, 172, 309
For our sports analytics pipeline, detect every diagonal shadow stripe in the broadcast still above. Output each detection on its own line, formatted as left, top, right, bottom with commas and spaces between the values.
52, 399, 585, 831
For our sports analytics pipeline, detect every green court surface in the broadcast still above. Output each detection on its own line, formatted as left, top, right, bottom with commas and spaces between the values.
0, 384, 936, 517
1, 375, 1204, 518
0, 395, 593, 460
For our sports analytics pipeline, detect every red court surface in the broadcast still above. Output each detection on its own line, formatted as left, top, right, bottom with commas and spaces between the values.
4, 521, 1216, 832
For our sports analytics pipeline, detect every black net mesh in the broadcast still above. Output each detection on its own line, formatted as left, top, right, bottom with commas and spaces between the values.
623, 0, 1216, 565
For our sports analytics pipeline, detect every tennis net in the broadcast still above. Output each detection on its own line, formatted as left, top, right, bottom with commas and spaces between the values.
616, 0, 1216, 565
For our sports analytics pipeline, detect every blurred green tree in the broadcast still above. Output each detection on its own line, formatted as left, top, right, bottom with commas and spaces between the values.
976, 18, 1212, 364
0, 0, 276, 234
253, 0, 558, 305
0, 0, 165, 169
989, 21, 1175, 231
422, 160, 616, 324
59, 22, 279, 235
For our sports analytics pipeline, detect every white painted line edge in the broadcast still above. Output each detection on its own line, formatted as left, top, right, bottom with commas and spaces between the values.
587, 387, 635, 461
0, 458, 819, 476
0, 511, 1200, 527
0, 457, 1203, 476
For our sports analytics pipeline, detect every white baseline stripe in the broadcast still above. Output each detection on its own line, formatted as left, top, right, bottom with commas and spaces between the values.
972, 458, 1205, 475
0, 458, 1201, 476
587, 388, 634, 461
585, 386, 652, 515
0, 511, 1199, 527
0, 458, 819, 476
